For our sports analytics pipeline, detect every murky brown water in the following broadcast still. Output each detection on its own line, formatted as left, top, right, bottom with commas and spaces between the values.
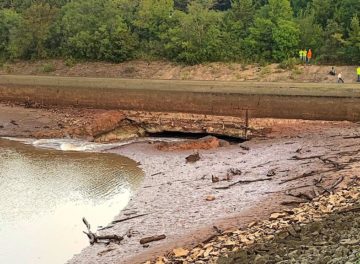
0, 139, 143, 264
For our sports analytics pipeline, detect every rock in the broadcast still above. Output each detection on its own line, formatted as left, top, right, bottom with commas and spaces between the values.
219, 139, 230, 147
287, 225, 299, 237
203, 246, 213, 257
158, 136, 221, 151
254, 254, 267, 264
269, 212, 287, 220
206, 196, 216, 201
339, 239, 359, 245
186, 153, 201, 163
239, 144, 250, 151
173, 248, 189, 258
266, 169, 276, 177
248, 221, 257, 228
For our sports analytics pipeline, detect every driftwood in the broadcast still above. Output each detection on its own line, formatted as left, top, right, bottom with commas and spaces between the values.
140, 234, 166, 244
337, 206, 360, 214
327, 175, 345, 191
279, 168, 340, 185
228, 168, 242, 176
151, 172, 162, 176
281, 200, 307, 206
343, 135, 360, 139
290, 155, 322, 160
285, 190, 314, 201
83, 218, 123, 245
315, 178, 340, 195
214, 178, 272, 190
111, 213, 149, 224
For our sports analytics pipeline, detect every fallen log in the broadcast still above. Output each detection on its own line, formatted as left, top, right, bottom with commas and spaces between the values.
140, 234, 166, 244
214, 178, 272, 190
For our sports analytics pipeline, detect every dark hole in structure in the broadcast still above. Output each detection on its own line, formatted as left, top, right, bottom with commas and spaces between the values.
148, 131, 246, 143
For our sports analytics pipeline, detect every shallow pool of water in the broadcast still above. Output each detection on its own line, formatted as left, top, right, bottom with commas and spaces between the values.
0, 139, 143, 264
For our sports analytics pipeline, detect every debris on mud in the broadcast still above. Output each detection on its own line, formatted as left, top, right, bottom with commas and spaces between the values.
140, 235, 166, 245
186, 153, 201, 163
146, 181, 360, 264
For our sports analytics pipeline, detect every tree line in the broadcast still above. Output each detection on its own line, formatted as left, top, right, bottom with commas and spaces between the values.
0, 0, 359, 65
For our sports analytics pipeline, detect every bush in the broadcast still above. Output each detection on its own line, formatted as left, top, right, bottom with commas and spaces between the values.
278, 57, 299, 69
64, 57, 76, 67
41, 63, 55, 73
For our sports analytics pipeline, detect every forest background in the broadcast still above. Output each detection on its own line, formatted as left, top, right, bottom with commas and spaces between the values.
0, 0, 359, 65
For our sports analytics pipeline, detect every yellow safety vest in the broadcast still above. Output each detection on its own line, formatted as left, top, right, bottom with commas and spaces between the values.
357, 67, 360, 75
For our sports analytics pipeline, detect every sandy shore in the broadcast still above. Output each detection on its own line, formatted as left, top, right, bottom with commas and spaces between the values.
1, 103, 360, 264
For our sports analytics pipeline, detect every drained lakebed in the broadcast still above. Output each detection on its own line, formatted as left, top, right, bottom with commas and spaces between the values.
0, 138, 143, 264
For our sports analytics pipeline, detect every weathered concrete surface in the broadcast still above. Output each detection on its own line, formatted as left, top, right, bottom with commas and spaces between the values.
1, 75, 360, 121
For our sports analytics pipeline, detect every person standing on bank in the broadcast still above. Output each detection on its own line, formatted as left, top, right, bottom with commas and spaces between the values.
306, 49, 312, 64
357, 66, 360, 82
338, 72, 344, 83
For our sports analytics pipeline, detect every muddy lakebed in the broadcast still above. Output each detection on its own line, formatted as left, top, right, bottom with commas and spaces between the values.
0, 138, 143, 264
1, 103, 360, 264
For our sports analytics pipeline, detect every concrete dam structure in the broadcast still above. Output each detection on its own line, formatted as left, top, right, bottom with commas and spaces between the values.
1, 74, 360, 121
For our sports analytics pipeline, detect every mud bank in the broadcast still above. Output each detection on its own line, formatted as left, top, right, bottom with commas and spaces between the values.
2, 103, 360, 264
69, 120, 360, 264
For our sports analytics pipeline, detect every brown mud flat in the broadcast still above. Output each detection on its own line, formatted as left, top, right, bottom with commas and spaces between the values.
1, 103, 360, 264
1, 59, 359, 83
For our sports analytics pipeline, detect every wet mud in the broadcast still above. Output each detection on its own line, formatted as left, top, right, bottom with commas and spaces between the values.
1, 102, 360, 264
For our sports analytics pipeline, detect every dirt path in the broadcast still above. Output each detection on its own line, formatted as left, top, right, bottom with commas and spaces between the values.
1, 60, 359, 83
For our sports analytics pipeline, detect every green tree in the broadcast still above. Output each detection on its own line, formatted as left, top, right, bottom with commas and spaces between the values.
246, 0, 299, 61
8, 2, 58, 59
0, 9, 22, 59
134, 0, 174, 57
297, 11, 324, 54
318, 20, 346, 62
164, 1, 227, 64
60, 0, 137, 62
344, 15, 360, 63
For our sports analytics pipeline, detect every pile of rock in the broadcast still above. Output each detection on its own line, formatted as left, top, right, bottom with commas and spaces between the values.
146, 180, 360, 264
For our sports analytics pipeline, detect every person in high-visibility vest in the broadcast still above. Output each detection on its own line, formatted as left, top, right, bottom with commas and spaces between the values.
357, 67, 360, 82
303, 49, 307, 62
307, 49, 312, 64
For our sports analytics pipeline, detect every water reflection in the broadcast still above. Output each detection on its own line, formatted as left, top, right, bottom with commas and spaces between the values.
0, 139, 143, 264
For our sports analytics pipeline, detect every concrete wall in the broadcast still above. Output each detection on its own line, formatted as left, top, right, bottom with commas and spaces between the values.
1, 75, 360, 121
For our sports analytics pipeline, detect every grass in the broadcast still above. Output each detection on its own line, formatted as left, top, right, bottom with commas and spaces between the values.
41, 63, 56, 73
260, 65, 272, 76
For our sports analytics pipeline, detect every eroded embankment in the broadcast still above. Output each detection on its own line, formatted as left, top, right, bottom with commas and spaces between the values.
0, 103, 256, 142
2, 75, 360, 121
